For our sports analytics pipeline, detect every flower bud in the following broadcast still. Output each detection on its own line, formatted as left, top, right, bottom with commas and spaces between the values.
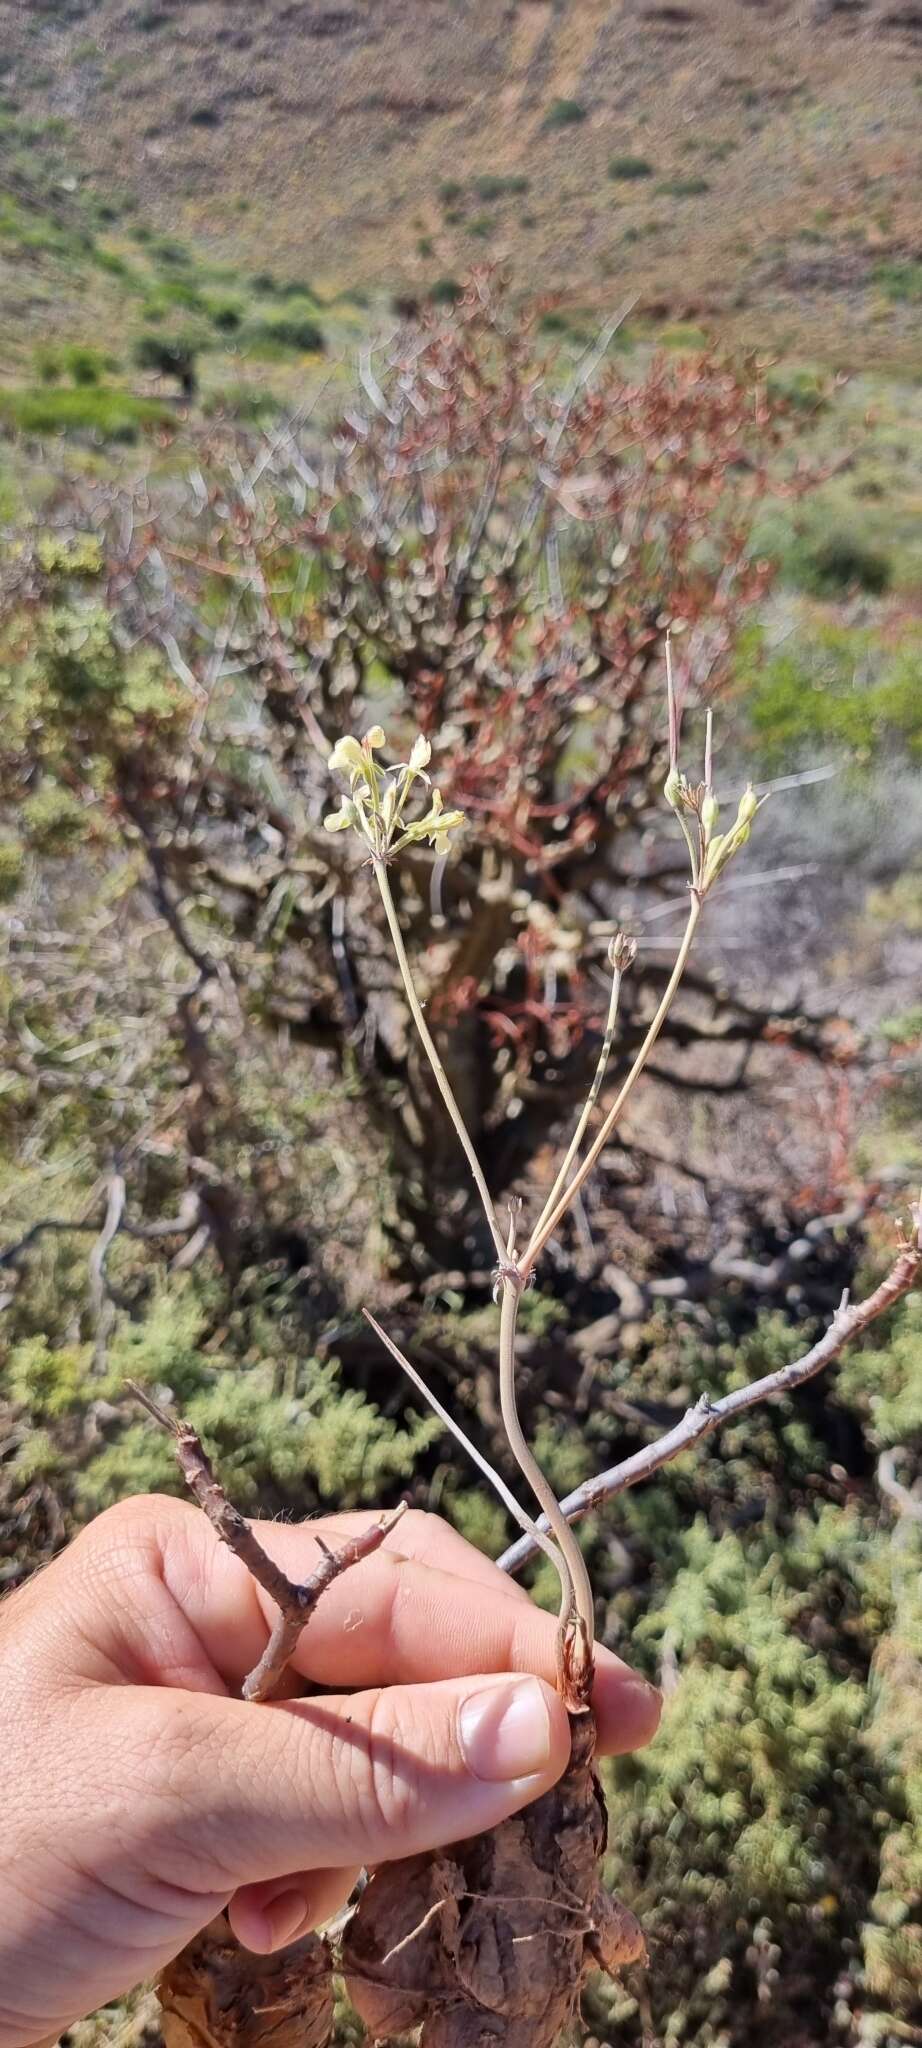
736, 784, 758, 827
364, 725, 386, 750
409, 734, 432, 772
608, 932, 637, 971
663, 768, 682, 808
328, 735, 366, 779
702, 791, 720, 836
323, 797, 358, 833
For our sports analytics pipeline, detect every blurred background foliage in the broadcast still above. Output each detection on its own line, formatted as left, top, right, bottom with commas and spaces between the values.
1, 273, 920, 2048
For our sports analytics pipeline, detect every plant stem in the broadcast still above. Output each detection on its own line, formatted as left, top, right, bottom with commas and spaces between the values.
530, 953, 626, 1250
373, 857, 508, 1267
363, 1306, 571, 1584
520, 895, 702, 1274
499, 1272, 594, 1698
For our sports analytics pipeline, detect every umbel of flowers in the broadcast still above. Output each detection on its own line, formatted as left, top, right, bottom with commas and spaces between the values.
323, 727, 465, 861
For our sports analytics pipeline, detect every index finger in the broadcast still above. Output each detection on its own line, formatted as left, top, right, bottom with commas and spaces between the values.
161, 1503, 660, 1758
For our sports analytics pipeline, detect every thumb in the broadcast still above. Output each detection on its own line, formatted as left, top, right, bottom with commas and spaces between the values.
115, 1670, 570, 1896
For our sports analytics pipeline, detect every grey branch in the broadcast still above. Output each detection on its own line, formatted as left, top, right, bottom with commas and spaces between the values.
0, 1196, 202, 1271
497, 1220, 922, 1577
128, 1381, 407, 1700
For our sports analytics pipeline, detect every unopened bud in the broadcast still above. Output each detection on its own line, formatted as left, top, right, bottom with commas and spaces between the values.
736, 784, 758, 827
702, 791, 720, 835
663, 769, 682, 808
609, 931, 637, 972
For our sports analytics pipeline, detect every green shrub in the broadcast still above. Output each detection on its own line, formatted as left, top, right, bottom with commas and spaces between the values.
243, 310, 325, 355
471, 173, 529, 201
0, 836, 25, 901
873, 260, 922, 304
428, 276, 464, 304
765, 362, 828, 411
0, 386, 171, 442
658, 321, 708, 349
21, 783, 88, 854
739, 622, 922, 769
8, 1335, 93, 1420
655, 175, 711, 197
544, 98, 587, 127
608, 153, 654, 180
790, 521, 893, 598
133, 328, 200, 393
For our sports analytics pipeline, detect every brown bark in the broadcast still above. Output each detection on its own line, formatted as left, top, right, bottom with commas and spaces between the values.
158, 1914, 333, 2048
342, 1710, 643, 2048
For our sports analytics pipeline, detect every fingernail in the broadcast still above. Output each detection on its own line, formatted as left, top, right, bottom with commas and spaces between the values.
458, 1676, 553, 1782
264, 1889, 311, 1949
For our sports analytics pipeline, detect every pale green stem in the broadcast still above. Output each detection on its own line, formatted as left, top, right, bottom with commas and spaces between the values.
372, 858, 508, 1267
531, 956, 625, 1250
499, 1274, 593, 1697
520, 895, 703, 1274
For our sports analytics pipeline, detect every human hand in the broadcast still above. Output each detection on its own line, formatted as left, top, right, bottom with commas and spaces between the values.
0, 1494, 660, 2048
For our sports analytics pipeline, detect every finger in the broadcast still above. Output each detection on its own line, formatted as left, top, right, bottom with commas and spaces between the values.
159, 1508, 659, 1754
229, 1866, 360, 1952
56, 1497, 525, 1697
104, 1670, 571, 1891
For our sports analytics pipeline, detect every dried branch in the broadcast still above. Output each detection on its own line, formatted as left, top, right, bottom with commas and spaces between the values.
496, 1218, 921, 1576
0, 1197, 202, 1272
127, 1382, 407, 1700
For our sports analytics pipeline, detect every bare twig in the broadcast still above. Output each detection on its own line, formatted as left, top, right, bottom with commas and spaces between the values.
497, 1221, 922, 1576
127, 1382, 407, 1700
0, 1199, 202, 1270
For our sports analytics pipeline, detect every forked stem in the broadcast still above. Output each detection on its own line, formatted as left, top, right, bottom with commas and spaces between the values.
521, 896, 702, 1274
532, 946, 629, 1247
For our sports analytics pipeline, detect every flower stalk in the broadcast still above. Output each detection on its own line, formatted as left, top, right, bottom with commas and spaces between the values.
325, 698, 767, 1706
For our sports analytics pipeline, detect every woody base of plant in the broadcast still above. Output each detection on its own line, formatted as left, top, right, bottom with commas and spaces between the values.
342, 1706, 643, 2048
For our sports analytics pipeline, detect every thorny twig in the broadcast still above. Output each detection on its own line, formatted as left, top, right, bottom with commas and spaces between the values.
496, 1212, 922, 1576
127, 1381, 407, 1700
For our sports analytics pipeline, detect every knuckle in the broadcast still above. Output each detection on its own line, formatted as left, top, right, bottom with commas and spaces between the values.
396, 1507, 450, 1551
348, 1690, 428, 1846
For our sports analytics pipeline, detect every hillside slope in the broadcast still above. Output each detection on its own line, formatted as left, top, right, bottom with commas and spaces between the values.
1, 0, 922, 367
